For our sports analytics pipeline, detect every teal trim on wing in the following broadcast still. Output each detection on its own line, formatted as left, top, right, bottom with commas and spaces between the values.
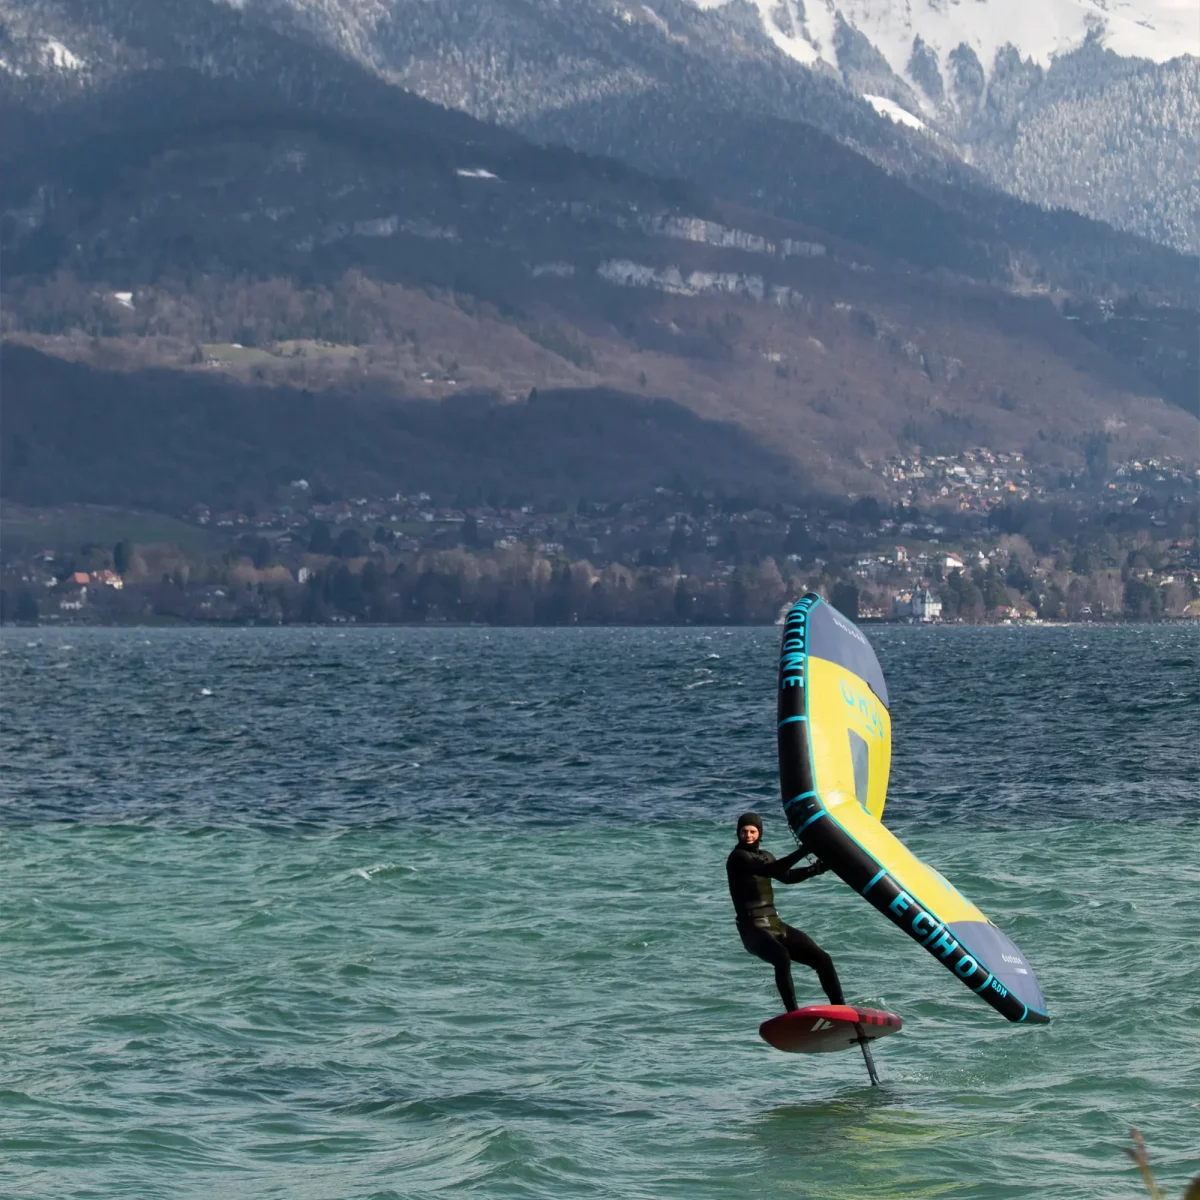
862, 868, 887, 895
783, 790, 817, 816
777, 715, 808, 728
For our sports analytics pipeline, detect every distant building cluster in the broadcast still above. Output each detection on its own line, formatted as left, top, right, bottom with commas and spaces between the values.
28, 561, 127, 612
874, 448, 1194, 514
877, 448, 1037, 510
4, 450, 1197, 626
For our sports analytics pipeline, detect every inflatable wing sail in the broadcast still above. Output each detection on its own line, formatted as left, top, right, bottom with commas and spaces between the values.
777, 594, 1048, 1024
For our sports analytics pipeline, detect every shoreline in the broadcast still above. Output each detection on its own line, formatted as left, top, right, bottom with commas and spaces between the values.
4, 616, 1197, 631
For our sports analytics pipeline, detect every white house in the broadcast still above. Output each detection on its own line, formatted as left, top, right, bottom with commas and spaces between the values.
912, 589, 942, 621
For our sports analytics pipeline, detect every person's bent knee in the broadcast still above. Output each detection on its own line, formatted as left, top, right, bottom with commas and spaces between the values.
766, 942, 792, 967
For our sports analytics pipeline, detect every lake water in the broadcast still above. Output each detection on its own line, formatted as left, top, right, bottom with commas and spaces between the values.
2, 624, 1198, 1199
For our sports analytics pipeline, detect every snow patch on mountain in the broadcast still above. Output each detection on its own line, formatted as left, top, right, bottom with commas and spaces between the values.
863, 94, 926, 131
43, 38, 85, 70
700, 0, 1198, 103
0, 34, 87, 75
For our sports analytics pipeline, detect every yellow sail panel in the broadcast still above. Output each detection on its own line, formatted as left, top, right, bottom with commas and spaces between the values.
826, 798, 988, 927
806, 655, 890, 821
807, 654, 984, 926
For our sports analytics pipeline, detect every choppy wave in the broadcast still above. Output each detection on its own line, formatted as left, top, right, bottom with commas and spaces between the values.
3, 625, 1197, 831
2, 625, 1198, 1198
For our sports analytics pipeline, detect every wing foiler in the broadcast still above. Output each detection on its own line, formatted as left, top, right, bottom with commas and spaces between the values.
776, 594, 1049, 1024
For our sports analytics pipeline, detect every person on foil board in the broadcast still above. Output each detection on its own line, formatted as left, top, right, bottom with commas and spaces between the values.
727, 811, 844, 1012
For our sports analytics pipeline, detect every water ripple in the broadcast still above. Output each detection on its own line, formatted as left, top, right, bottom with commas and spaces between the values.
2, 626, 1198, 1198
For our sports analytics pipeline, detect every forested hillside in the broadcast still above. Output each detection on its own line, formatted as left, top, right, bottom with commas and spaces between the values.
1, 0, 1196, 517
1, 345, 801, 510
967, 47, 1200, 255
206, 0, 1200, 253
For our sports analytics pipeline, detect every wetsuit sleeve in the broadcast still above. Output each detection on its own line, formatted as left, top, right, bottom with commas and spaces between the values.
733, 846, 806, 880
780, 860, 830, 884
774, 847, 807, 873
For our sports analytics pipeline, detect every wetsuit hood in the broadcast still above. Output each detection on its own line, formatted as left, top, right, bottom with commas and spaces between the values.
736, 811, 764, 836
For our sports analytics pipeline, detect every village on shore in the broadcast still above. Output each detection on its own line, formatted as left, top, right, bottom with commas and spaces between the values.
3, 448, 1197, 627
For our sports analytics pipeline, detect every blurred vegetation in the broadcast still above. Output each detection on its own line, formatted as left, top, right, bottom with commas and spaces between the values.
1127, 1127, 1200, 1200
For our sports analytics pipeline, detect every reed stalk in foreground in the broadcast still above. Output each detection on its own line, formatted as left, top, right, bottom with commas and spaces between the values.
1127, 1127, 1200, 1200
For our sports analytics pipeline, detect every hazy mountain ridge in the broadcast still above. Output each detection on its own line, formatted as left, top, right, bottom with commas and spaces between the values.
687, 2, 1200, 257
3, 64, 1194, 484
733, 0, 1196, 75
4, 0, 1194, 301
210, 0, 1200, 253
1, 0, 1196, 510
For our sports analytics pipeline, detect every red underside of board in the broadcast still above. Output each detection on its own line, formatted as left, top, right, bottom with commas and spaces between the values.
759, 1004, 903, 1053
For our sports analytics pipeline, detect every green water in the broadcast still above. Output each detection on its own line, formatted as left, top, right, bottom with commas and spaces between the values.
2, 626, 1198, 1198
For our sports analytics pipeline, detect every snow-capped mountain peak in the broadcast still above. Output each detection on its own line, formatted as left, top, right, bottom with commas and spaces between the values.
710, 0, 1198, 112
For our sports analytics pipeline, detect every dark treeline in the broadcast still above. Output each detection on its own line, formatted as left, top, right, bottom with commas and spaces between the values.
7, 503, 1196, 626
0, 345, 800, 511
13, 550, 799, 627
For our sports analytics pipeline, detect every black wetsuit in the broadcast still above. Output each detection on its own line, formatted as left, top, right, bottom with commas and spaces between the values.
726, 843, 844, 1012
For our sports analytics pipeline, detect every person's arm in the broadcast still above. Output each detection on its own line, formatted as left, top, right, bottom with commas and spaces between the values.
733, 845, 806, 880
780, 860, 831, 884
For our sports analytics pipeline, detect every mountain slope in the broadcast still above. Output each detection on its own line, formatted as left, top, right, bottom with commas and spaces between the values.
3, 64, 1194, 480
213, 0, 1200, 254
1, 0, 1195, 506
974, 48, 1199, 254
1, 345, 804, 509
3, 0, 1194, 300
738, 0, 1196, 78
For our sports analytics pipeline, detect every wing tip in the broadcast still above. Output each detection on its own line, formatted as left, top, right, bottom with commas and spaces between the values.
1015, 1002, 1051, 1025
